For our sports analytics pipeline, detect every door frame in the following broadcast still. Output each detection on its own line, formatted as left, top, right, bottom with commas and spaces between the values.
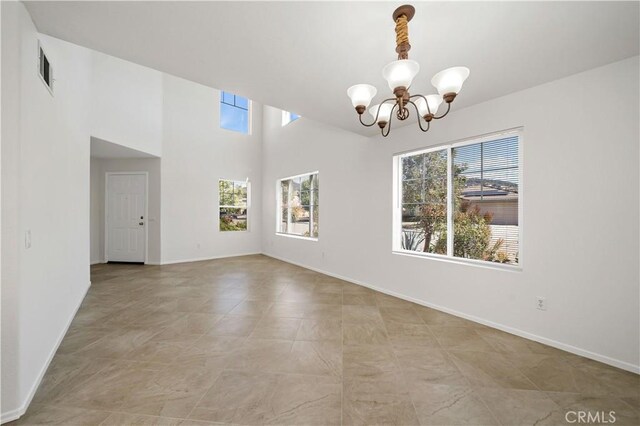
104, 171, 149, 264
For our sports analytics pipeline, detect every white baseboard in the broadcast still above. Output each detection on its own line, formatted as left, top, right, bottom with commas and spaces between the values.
89, 259, 104, 265
1, 280, 92, 424
149, 252, 262, 266
263, 252, 640, 375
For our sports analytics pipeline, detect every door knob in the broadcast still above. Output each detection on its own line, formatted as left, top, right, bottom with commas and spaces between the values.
139, 222, 144, 225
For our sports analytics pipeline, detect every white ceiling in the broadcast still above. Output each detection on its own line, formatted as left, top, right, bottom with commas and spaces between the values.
90, 137, 159, 159
25, 1, 639, 135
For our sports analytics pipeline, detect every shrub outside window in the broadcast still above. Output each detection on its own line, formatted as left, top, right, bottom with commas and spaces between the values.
277, 172, 319, 239
219, 179, 249, 231
394, 131, 521, 267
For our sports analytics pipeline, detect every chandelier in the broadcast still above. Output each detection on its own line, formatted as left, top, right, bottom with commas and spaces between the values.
347, 4, 469, 137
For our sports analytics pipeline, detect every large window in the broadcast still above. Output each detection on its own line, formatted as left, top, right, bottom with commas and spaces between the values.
219, 179, 249, 231
277, 172, 319, 238
220, 91, 250, 134
394, 131, 521, 266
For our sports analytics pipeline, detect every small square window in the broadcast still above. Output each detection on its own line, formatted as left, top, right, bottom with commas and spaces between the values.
220, 91, 250, 134
282, 110, 301, 126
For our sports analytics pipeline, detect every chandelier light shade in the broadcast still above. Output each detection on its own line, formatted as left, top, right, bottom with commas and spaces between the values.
431, 67, 470, 97
347, 4, 469, 136
369, 103, 394, 124
415, 95, 443, 118
382, 60, 420, 92
347, 84, 377, 109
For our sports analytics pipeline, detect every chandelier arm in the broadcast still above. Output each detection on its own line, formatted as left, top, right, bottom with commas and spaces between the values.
381, 103, 398, 137
432, 102, 452, 120
408, 94, 433, 116
407, 100, 431, 132
357, 97, 398, 127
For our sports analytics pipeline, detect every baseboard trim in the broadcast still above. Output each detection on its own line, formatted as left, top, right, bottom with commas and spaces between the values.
1, 280, 92, 424
89, 260, 104, 265
149, 252, 262, 266
263, 252, 640, 374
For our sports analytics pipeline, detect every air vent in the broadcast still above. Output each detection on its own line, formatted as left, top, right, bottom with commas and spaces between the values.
38, 41, 53, 94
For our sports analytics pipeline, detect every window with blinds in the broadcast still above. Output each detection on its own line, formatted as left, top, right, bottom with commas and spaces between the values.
395, 131, 521, 267
453, 136, 519, 264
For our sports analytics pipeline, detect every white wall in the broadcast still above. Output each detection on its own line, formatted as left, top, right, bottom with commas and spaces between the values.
90, 157, 162, 264
1, 2, 93, 421
1, 1, 24, 416
91, 52, 163, 157
160, 74, 263, 263
262, 56, 640, 372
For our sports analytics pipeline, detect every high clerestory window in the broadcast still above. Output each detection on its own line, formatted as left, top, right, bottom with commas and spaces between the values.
220, 91, 250, 134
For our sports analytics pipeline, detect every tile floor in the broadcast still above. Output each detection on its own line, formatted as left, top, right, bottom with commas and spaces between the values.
14, 255, 639, 425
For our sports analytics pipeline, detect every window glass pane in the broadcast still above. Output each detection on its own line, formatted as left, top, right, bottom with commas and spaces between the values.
400, 150, 447, 254
220, 207, 247, 231
278, 173, 318, 238
235, 95, 249, 110
220, 103, 249, 134
453, 136, 519, 264
221, 91, 235, 105
311, 206, 319, 237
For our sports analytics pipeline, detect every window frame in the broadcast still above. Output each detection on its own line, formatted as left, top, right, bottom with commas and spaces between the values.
218, 178, 251, 232
219, 91, 252, 135
392, 128, 523, 271
276, 171, 319, 241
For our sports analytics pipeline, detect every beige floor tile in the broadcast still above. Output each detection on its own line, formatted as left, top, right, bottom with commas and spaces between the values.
31, 355, 117, 405
296, 319, 342, 341
478, 387, 565, 425
343, 305, 383, 324
20, 257, 638, 426
100, 412, 183, 425
547, 392, 640, 425
249, 317, 302, 340
205, 314, 261, 337
379, 307, 425, 324
430, 326, 498, 352
343, 344, 401, 379
343, 293, 377, 306
448, 350, 539, 390
413, 306, 473, 327
411, 383, 498, 425
119, 364, 221, 418
56, 360, 160, 410
15, 404, 111, 425
394, 347, 470, 388
343, 322, 390, 345
189, 370, 280, 424
343, 375, 420, 426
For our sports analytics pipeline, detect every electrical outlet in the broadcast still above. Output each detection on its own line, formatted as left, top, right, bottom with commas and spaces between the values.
25, 230, 32, 249
536, 297, 547, 311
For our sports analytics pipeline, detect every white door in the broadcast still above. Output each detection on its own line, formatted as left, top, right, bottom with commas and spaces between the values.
106, 173, 146, 263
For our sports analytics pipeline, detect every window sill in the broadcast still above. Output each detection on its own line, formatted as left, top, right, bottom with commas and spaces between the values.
392, 250, 522, 272
276, 233, 318, 242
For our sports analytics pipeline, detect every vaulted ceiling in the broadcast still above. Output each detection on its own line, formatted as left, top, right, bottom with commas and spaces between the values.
24, 1, 640, 135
